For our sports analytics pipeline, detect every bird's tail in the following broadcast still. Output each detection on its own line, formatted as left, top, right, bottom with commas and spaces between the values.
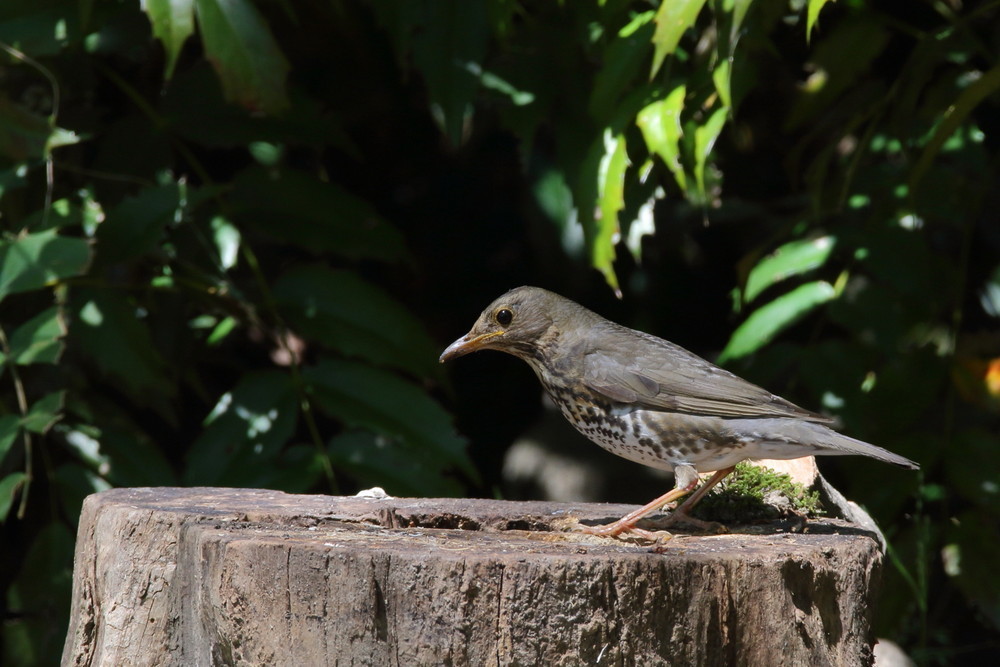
735, 419, 920, 469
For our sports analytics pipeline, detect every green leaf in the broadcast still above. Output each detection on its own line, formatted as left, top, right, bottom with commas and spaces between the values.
0, 415, 19, 465
589, 11, 654, 122
636, 85, 687, 192
96, 183, 180, 266
107, 428, 179, 486
786, 18, 890, 131
743, 236, 837, 304
5, 306, 65, 366
719, 280, 836, 363
712, 60, 732, 111
0, 2, 75, 57
194, 0, 290, 114
210, 215, 240, 270
247, 444, 325, 494
70, 289, 175, 407
946, 430, 1000, 513
409, 0, 489, 145
54, 462, 111, 525
692, 106, 728, 204
0, 96, 48, 161
305, 357, 474, 478
593, 130, 628, 295
0, 95, 80, 163
18, 197, 86, 233
328, 430, 463, 497
143, 0, 196, 80
946, 511, 1000, 630
273, 266, 439, 377
910, 63, 1000, 193
231, 166, 408, 262
731, 0, 754, 37
185, 370, 298, 485
464, 62, 535, 106
0, 472, 27, 522
0, 230, 91, 303
206, 315, 237, 346
22, 391, 64, 434
650, 0, 707, 79
806, 0, 834, 42
2, 521, 74, 664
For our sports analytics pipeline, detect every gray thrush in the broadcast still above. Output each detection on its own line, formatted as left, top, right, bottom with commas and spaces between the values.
440, 286, 919, 537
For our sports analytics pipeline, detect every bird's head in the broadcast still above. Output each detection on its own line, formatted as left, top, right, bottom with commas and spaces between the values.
439, 286, 566, 363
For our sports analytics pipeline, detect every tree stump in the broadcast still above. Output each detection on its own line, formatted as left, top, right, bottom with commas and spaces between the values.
62, 487, 884, 666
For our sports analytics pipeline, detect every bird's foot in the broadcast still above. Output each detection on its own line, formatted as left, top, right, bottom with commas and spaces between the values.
576, 520, 673, 542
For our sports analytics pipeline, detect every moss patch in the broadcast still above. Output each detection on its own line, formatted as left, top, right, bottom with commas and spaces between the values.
691, 461, 824, 522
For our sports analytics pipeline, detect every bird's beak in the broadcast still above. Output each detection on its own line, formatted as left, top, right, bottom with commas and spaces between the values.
439, 331, 504, 363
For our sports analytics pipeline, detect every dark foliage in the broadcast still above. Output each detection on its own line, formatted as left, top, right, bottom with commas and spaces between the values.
1, 1, 998, 664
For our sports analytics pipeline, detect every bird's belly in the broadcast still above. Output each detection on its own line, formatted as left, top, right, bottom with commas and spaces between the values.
546, 388, 738, 473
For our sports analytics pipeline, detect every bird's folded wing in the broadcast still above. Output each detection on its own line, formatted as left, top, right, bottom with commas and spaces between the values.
582, 343, 831, 422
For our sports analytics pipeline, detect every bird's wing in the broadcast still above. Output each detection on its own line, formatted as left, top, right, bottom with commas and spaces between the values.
581, 331, 831, 422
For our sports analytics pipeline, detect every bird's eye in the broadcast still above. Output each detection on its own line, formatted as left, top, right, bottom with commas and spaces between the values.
495, 308, 514, 326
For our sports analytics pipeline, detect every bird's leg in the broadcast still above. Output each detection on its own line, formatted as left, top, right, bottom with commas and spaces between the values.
650, 466, 735, 530
578, 465, 701, 537
578, 465, 735, 537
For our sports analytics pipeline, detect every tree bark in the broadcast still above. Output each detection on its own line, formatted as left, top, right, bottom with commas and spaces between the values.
62, 487, 883, 666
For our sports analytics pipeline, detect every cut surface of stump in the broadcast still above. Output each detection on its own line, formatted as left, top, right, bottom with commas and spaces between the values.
62, 487, 884, 666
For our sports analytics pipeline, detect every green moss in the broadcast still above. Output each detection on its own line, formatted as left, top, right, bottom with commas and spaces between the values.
691, 461, 824, 522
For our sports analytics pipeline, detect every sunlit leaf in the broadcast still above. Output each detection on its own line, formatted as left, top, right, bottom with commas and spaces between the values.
0, 230, 91, 303
142, 0, 196, 79
636, 85, 687, 192
743, 236, 837, 304
693, 107, 728, 204
650, 0, 707, 79
210, 215, 240, 270
206, 316, 237, 346
194, 0, 290, 114
713, 60, 732, 111
719, 281, 836, 363
731, 0, 754, 36
5, 306, 65, 366
594, 130, 628, 296
806, 0, 834, 42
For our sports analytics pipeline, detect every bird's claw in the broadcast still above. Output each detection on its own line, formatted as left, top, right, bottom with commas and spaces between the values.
576, 521, 673, 543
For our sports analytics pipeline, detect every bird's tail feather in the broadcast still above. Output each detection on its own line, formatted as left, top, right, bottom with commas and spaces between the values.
734, 419, 920, 470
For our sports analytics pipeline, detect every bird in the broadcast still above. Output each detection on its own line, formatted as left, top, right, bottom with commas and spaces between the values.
440, 286, 919, 538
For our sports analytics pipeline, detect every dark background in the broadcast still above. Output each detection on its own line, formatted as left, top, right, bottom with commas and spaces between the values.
1, 1, 999, 664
